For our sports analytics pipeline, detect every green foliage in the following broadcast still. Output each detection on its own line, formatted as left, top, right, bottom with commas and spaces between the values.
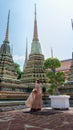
47, 87, 53, 94
44, 57, 65, 95
44, 58, 61, 70
55, 72, 65, 85
14, 63, 22, 79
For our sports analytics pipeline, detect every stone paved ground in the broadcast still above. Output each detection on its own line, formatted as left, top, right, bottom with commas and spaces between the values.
0, 107, 73, 130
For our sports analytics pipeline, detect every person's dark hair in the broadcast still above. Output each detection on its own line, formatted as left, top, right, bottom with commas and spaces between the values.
36, 79, 40, 83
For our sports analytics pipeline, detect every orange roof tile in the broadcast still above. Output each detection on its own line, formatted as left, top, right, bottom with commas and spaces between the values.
57, 59, 72, 71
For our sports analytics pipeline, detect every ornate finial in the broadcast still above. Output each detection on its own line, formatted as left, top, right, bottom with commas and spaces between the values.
35, 3, 36, 18
33, 4, 38, 41
4, 10, 10, 43
71, 19, 73, 30
51, 47, 53, 58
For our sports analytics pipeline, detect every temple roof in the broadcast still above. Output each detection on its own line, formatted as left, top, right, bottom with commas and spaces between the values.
56, 59, 71, 71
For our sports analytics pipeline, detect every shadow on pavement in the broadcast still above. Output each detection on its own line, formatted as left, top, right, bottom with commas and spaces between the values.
23, 108, 63, 115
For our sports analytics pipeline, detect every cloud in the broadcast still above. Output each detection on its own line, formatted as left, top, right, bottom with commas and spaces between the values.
13, 55, 25, 61
13, 55, 25, 70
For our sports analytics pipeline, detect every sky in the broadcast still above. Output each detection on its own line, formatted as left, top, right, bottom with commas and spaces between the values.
0, 0, 73, 70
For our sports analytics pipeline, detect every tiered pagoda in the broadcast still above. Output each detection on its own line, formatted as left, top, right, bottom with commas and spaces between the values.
0, 11, 17, 83
21, 5, 47, 92
59, 52, 73, 98
0, 11, 26, 100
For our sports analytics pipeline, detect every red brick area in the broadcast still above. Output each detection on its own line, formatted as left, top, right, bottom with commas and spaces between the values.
0, 108, 73, 130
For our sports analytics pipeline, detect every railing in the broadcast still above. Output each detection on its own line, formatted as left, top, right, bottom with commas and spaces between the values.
0, 91, 29, 96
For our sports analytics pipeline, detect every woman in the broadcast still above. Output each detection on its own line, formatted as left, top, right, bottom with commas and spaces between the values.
25, 80, 42, 111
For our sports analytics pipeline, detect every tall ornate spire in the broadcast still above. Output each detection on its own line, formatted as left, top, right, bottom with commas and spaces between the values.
25, 38, 28, 62
51, 47, 53, 58
23, 38, 28, 69
31, 4, 42, 54
4, 10, 10, 43
72, 52, 73, 60
33, 4, 38, 41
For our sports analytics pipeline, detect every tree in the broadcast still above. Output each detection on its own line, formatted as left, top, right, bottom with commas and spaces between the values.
44, 58, 65, 95
14, 63, 22, 79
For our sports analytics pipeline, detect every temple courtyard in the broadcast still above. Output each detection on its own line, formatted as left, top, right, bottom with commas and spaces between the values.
0, 106, 73, 130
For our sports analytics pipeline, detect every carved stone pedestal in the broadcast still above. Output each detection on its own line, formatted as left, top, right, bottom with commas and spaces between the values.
49, 95, 70, 109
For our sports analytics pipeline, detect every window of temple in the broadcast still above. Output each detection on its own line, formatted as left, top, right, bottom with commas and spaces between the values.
12, 88, 15, 91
